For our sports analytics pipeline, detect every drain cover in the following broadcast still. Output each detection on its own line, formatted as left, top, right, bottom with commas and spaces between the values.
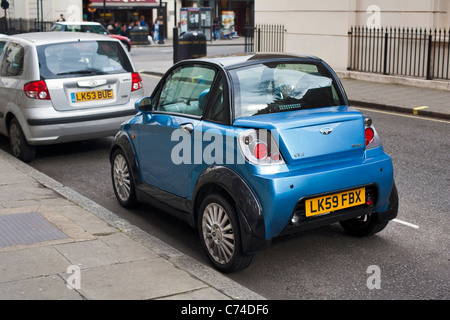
0, 212, 68, 248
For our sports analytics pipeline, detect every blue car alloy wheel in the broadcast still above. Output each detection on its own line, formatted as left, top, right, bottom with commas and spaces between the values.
198, 194, 253, 273
110, 53, 399, 272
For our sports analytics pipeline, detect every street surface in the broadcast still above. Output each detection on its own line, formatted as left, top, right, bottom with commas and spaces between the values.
1, 44, 448, 299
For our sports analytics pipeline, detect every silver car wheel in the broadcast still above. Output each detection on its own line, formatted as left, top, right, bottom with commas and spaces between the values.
113, 154, 132, 203
9, 122, 22, 158
202, 203, 235, 264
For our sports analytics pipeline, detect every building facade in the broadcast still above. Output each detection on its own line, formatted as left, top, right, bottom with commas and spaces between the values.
1, 0, 83, 21
255, 0, 450, 71
1, 0, 253, 40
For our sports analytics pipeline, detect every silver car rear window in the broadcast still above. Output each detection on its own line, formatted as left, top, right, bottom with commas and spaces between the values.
37, 40, 133, 79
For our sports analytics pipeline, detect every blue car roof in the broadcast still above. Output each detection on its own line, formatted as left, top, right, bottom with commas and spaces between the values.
196, 53, 323, 69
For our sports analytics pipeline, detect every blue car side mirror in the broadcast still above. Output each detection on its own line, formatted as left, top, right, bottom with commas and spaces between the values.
135, 97, 153, 113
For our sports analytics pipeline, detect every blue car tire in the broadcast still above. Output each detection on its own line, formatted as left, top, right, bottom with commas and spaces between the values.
340, 182, 398, 237
198, 193, 253, 273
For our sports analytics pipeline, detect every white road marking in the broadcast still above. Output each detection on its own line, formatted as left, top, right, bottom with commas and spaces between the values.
139, 72, 163, 79
393, 218, 420, 229
355, 107, 450, 124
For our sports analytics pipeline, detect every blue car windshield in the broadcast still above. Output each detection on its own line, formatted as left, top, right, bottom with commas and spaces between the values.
229, 62, 343, 119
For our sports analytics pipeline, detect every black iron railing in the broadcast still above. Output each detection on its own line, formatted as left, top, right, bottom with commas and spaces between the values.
245, 24, 285, 53
0, 18, 54, 35
348, 26, 450, 80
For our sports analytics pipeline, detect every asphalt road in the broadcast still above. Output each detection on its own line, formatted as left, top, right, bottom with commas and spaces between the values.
0, 45, 448, 300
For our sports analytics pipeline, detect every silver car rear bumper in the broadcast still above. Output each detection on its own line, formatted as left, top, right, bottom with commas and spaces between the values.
25, 109, 137, 145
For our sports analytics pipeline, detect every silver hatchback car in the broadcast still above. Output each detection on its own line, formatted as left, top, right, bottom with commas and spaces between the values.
0, 32, 143, 162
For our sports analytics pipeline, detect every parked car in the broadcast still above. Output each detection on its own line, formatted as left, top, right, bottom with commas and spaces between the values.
52, 21, 132, 52
0, 32, 144, 162
110, 53, 399, 273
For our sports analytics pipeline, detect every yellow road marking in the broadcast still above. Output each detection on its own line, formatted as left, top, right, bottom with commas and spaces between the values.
413, 106, 429, 115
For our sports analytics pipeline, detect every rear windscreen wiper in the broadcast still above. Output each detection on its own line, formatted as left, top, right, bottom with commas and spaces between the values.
56, 70, 96, 76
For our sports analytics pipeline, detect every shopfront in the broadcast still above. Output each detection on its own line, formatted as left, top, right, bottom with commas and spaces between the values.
88, 0, 166, 36
84, 0, 253, 39
182, 1, 254, 36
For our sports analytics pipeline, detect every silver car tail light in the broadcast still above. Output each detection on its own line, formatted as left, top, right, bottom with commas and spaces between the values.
131, 72, 143, 92
24, 81, 51, 100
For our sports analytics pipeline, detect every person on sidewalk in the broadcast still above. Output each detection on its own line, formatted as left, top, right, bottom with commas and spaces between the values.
152, 18, 159, 41
112, 21, 122, 35
212, 17, 222, 40
140, 16, 147, 28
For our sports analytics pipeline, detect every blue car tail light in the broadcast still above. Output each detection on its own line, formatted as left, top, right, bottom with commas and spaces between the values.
237, 129, 285, 166
364, 116, 382, 149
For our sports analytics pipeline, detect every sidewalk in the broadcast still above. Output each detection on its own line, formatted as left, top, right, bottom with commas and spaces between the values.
0, 149, 265, 300
340, 78, 450, 120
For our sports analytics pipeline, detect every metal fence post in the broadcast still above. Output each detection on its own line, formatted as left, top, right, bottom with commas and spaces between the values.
426, 33, 433, 80
347, 29, 353, 71
173, 26, 178, 64
257, 26, 261, 52
383, 31, 389, 75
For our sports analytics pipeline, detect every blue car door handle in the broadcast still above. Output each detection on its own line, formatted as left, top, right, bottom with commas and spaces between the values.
179, 123, 194, 134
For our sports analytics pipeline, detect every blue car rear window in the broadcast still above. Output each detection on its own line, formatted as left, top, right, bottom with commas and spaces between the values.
230, 62, 343, 119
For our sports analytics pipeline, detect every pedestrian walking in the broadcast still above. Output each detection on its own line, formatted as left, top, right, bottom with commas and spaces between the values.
153, 18, 159, 41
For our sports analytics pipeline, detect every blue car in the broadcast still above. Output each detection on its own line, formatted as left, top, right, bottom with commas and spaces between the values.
110, 53, 398, 273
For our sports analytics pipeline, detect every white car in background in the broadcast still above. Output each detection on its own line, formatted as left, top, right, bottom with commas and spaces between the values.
52, 21, 132, 52
0, 32, 143, 162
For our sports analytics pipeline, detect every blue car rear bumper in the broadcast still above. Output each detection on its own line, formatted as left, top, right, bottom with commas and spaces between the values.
243, 151, 395, 240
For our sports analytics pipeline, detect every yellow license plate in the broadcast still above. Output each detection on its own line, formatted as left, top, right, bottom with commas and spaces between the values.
72, 89, 113, 103
305, 188, 365, 217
